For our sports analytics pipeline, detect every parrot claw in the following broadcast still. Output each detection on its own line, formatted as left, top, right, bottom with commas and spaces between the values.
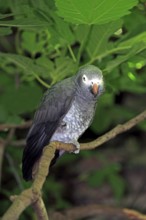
74, 148, 80, 154
71, 140, 80, 154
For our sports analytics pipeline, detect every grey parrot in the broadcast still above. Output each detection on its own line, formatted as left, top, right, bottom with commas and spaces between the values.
22, 65, 104, 181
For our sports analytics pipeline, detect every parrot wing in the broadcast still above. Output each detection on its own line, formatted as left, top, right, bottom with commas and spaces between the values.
22, 78, 76, 180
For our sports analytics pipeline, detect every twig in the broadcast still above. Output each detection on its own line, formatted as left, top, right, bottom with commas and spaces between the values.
33, 74, 50, 89
2, 143, 56, 220
2, 188, 33, 220
0, 139, 5, 187
0, 128, 15, 187
81, 109, 146, 150
11, 139, 26, 147
1, 110, 146, 220
0, 120, 32, 131
124, 208, 146, 220
77, 26, 92, 64
50, 204, 146, 220
68, 45, 77, 63
3, 110, 146, 151
33, 197, 49, 220
52, 110, 146, 152
6, 153, 24, 190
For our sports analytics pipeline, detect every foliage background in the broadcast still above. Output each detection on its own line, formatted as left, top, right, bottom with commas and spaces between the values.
0, 0, 146, 219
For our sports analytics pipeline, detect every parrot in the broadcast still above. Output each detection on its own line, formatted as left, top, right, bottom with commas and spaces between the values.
22, 65, 104, 181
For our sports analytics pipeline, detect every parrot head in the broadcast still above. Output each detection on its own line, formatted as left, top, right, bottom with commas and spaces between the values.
76, 65, 104, 99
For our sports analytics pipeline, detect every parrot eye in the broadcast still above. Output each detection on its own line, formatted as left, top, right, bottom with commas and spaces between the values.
82, 75, 87, 82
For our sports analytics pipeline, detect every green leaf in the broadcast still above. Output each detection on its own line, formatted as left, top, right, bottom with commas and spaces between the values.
55, 0, 138, 25
0, 13, 14, 19
87, 171, 106, 187
91, 94, 114, 133
0, 52, 50, 85
6, 115, 22, 124
48, 11, 75, 44
105, 42, 146, 73
21, 31, 45, 55
36, 56, 54, 73
118, 31, 146, 49
53, 16, 75, 44
0, 72, 13, 86
109, 174, 126, 199
86, 20, 122, 60
110, 105, 135, 122
0, 105, 8, 123
87, 163, 124, 191
36, 56, 77, 83
123, 8, 146, 37
7, 0, 33, 16
0, 17, 48, 27
0, 27, 12, 36
75, 24, 90, 43
29, 0, 55, 23
51, 56, 78, 82
0, 82, 42, 115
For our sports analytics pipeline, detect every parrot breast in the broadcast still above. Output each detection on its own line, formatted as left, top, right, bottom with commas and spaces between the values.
50, 96, 96, 144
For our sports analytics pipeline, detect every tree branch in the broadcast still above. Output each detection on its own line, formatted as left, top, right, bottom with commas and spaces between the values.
1, 109, 146, 220
2, 143, 56, 220
0, 120, 32, 131
50, 205, 146, 220
0, 128, 15, 186
2, 189, 33, 220
0, 139, 5, 187
55, 110, 146, 152
81, 109, 146, 150
32, 197, 49, 220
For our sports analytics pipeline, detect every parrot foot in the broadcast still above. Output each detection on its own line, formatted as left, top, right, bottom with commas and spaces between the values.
71, 140, 80, 154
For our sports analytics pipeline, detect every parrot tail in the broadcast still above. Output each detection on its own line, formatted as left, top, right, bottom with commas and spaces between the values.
22, 124, 47, 180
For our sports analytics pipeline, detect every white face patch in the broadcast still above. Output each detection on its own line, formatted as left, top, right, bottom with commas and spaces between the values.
90, 77, 104, 86
82, 74, 88, 83
82, 74, 104, 88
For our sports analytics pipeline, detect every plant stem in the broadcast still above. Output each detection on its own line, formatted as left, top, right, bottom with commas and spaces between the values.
32, 73, 50, 89
68, 45, 77, 63
77, 25, 92, 64
86, 46, 131, 65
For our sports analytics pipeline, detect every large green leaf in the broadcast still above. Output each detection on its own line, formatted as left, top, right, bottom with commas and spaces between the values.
0, 52, 50, 83
118, 31, 146, 48
86, 20, 122, 60
21, 31, 47, 55
55, 0, 138, 25
0, 17, 48, 27
52, 14, 75, 44
0, 13, 14, 19
52, 56, 78, 82
0, 53, 78, 89
109, 174, 125, 200
0, 105, 8, 123
91, 94, 114, 133
105, 42, 146, 72
0, 82, 42, 115
0, 27, 12, 35
0, 73, 43, 118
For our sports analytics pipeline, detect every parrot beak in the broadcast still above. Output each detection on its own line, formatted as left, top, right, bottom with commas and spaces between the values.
91, 83, 99, 96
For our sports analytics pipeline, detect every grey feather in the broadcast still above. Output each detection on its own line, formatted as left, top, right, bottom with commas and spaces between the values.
22, 77, 76, 180
22, 65, 104, 180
